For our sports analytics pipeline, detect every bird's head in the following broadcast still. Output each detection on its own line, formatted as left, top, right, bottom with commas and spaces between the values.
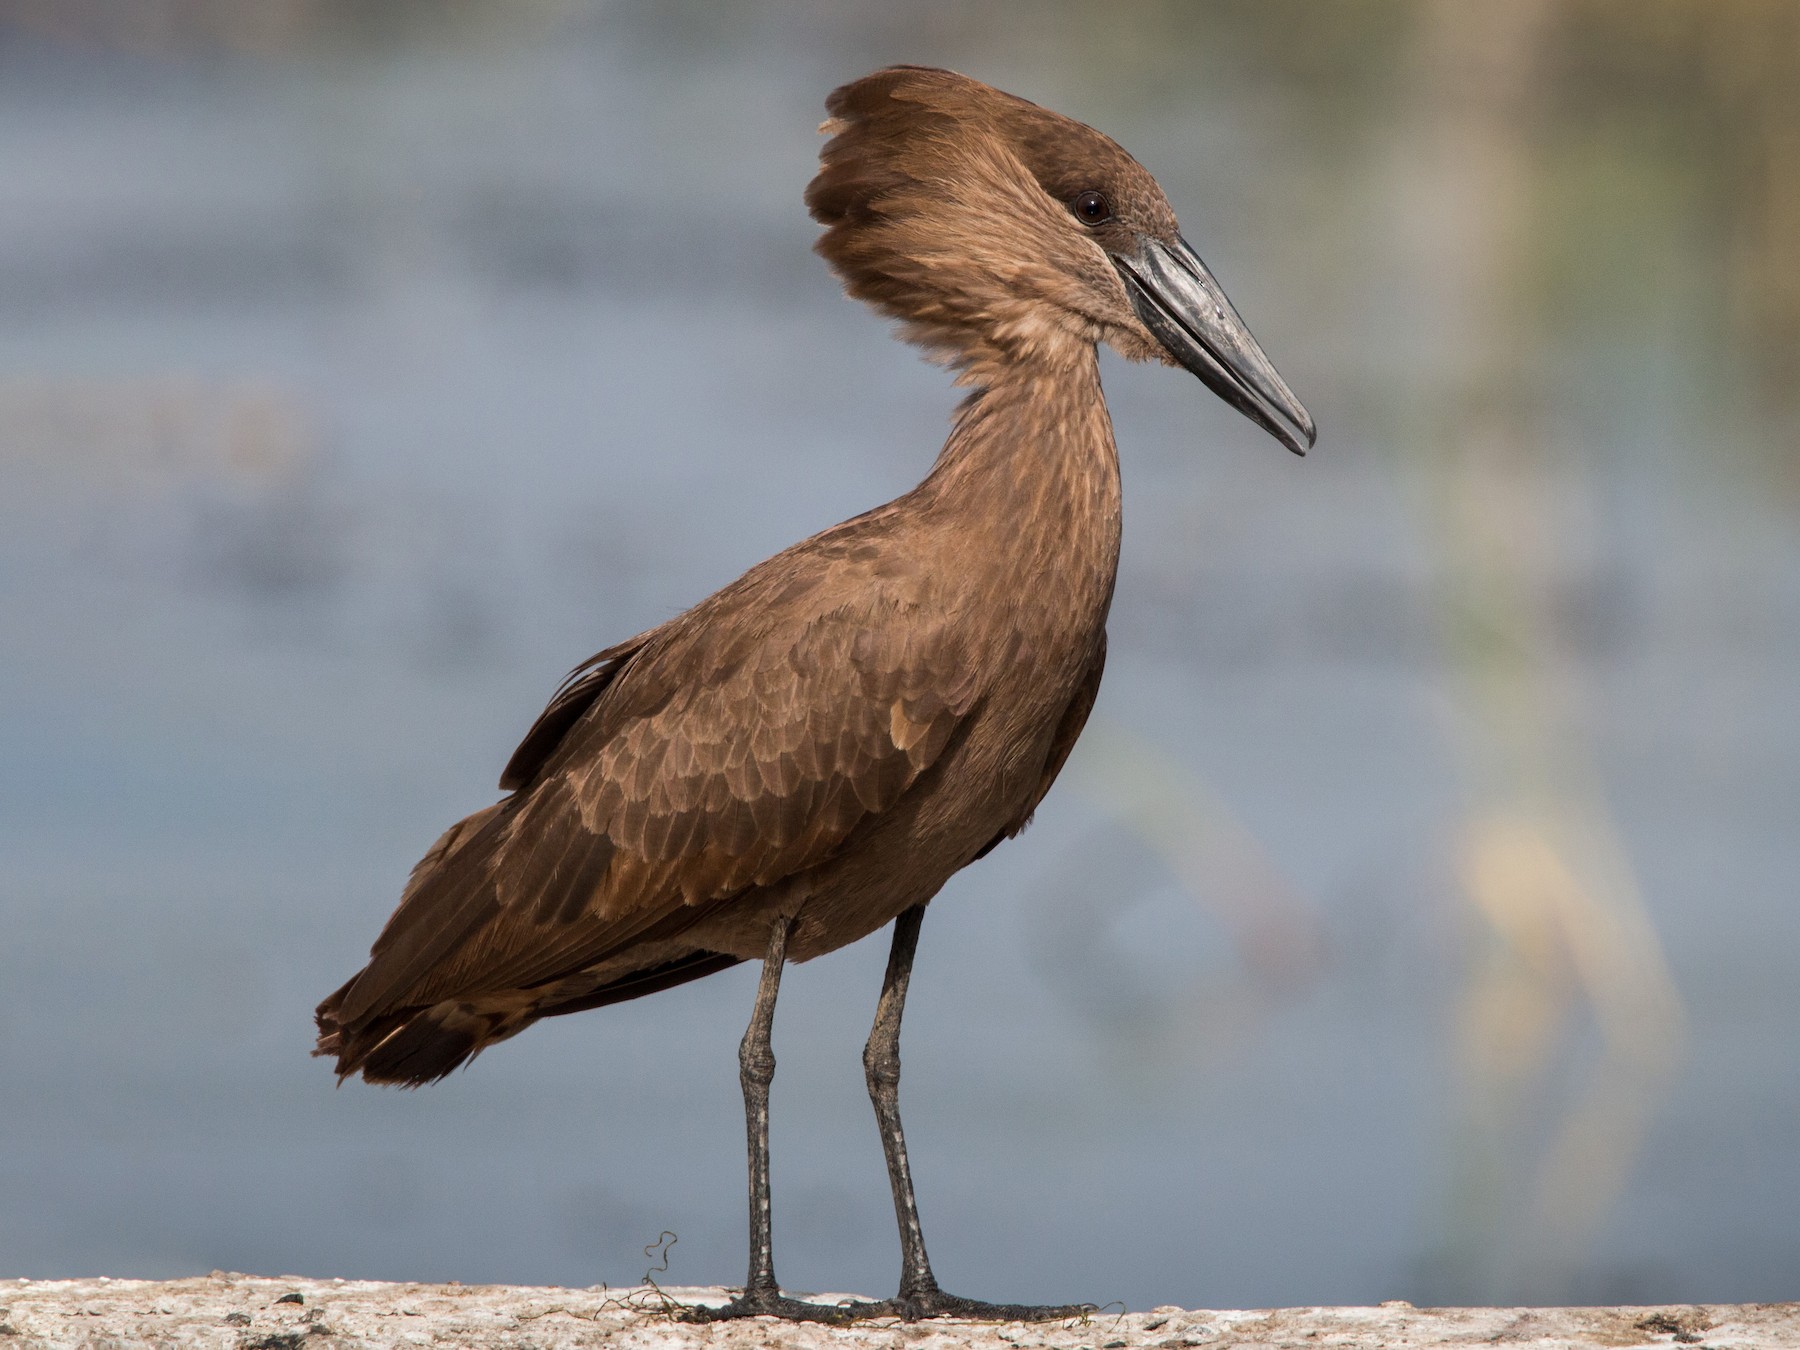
807, 65, 1315, 455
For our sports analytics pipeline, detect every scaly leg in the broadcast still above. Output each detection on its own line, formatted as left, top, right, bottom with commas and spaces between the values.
859, 904, 1094, 1323
682, 916, 856, 1324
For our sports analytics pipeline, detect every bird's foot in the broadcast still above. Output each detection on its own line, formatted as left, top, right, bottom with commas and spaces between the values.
674, 1284, 1094, 1325
675, 1287, 862, 1325
874, 1287, 1098, 1323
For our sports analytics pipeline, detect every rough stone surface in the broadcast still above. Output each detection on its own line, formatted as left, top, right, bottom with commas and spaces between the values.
0, 1276, 1793, 1350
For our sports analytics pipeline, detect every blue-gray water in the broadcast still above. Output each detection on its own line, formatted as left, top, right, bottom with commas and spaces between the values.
2, 1, 1796, 1311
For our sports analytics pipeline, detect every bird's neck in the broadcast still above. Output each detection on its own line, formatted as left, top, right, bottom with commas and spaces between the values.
922, 347, 1121, 555
917, 347, 1122, 625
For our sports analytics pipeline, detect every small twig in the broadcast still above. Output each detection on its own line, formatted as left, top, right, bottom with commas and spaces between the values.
636, 1230, 689, 1318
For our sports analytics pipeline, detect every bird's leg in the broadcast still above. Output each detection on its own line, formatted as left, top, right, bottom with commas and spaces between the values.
739, 914, 788, 1301
682, 907, 1090, 1325
863, 902, 936, 1299
858, 904, 1095, 1324
680, 916, 858, 1325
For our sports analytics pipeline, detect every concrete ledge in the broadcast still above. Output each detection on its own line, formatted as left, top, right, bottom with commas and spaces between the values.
0, 1275, 1792, 1349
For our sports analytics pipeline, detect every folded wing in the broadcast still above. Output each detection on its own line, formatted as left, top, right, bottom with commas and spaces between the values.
317, 545, 981, 1080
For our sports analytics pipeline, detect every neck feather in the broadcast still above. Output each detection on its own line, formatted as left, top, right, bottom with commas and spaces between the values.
915, 347, 1123, 610
926, 347, 1116, 495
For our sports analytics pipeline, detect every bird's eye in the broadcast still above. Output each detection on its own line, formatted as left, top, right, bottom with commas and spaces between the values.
1071, 190, 1113, 226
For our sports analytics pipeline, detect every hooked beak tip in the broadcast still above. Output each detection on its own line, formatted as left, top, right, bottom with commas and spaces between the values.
1292, 409, 1317, 457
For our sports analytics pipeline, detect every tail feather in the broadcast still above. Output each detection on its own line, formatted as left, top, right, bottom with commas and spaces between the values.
314, 988, 528, 1086
314, 950, 744, 1087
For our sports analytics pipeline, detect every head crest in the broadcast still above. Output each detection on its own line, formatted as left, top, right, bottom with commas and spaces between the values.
805, 67, 1173, 376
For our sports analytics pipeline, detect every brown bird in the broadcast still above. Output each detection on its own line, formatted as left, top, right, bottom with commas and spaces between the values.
316, 65, 1313, 1323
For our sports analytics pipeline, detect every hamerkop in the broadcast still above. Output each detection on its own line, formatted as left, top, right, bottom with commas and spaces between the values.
316, 65, 1314, 1322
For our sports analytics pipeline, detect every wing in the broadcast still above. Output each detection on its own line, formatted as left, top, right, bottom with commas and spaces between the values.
329, 539, 981, 1029
499, 634, 650, 792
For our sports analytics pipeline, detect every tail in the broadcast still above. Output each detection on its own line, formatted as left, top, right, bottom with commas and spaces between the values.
314, 983, 535, 1086
315, 949, 744, 1087
313, 802, 515, 1085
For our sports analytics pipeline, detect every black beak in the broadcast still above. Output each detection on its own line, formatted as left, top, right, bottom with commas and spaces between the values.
1114, 236, 1316, 456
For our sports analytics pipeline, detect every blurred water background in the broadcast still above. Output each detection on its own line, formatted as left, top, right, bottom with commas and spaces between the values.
1, 0, 1796, 1311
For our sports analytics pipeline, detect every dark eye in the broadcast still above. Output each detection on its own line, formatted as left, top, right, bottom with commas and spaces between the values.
1071, 189, 1113, 226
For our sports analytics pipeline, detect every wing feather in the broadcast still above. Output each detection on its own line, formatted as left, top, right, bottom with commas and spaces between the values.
327, 543, 982, 1035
